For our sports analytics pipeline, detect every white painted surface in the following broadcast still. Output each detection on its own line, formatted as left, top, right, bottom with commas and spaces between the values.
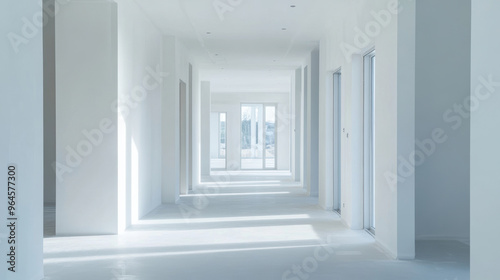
43, 0, 56, 206
134, 0, 335, 67
55, 0, 119, 235
0, 0, 44, 278
307, 49, 320, 197
117, 0, 163, 228
318, 0, 416, 258
209, 113, 220, 160
188, 64, 194, 190
161, 36, 194, 203
179, 81, 188, 195
176, 41, 192, 196
396, 0, 416, 260
200, 69, 293, 93
301, 66, 308, 192
471, 0, 500, 279
293, 68, 302, 182
415, 0, 471, 242
200, 82, 212, 177
54, 0, 165, 234
191, 67, 202, 187
211, 92, 291, 171
161, 36, 179, 203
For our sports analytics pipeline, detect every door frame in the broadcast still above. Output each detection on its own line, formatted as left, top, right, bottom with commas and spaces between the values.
210, 111, 228, 171
363, 49, 376, 234
333, 69, 342, 214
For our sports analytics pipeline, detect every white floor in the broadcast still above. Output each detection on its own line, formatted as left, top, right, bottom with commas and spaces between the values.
210, 158, 226, 169
210, 158, 277, 170
43, 181, 469, 280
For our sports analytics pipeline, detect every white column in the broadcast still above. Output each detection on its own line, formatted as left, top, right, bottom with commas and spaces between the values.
471, 0, 500, 278
0, 0, 44, 279
395, 0, 416, 259
192, 68, 201, 186
44, 0, 57, 206
200, 82, 211, 177
161, 36, 180, 203
294, 68, 302, 182
308, 49, 320, 197
55, 0, 119, 235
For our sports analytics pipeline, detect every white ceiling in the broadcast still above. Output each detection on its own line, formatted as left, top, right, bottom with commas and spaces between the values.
201, 68, 293, 93
135, 0, 338, 91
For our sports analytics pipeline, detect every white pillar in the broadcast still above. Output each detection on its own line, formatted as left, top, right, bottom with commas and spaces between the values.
180, 81, 188, 195
294, 68, 302, 182
44, 0, 57, 206
308, 49, 320, 197
200, 82, 211, 177
55, 0, 119, 235
0, 0, 44, 279
471, 0, 500, 278
192, 68, 201, 186
161, 36, 180, 203
395, 0, 416, 259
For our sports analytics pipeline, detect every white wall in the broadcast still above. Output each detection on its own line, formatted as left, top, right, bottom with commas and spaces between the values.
200, 81, 212, 177
210, 113, 220, 159
161, 36, 178, 203
471, 0, 500, 278
0, 0, 44, 278
318, 0, 415, 259
307, 50, 320, 196
396, 0, 416, 259
293, 68, 302, 182
211, 92, 291, 171
55, 0, 119, 235
55, 0, 165, 234
161, 36, 196, 202
43, 0, 56, 206
415, 0, 471, 242
176, 40, 192, 195
301, 66, 308, 190
117, 0, 163, 228
191, 66, 201, 187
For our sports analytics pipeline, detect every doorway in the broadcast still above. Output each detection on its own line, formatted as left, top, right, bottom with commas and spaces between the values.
179, 80, 188, 195
210, 112, 227, 170
363, 50, 376, 234
240, 104, 277, 170
333, 71, 342, 214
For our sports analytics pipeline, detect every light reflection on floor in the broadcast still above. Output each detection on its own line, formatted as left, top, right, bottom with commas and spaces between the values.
43, 182, 469, 280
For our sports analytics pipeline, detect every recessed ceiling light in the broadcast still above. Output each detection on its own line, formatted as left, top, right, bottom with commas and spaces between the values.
206, 32, 211, 35
290, 5, 296, 8
282, 28, 287, 31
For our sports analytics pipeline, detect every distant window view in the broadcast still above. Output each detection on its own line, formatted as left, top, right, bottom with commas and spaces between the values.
210, 112, 227, 170
241, 104, 276, 169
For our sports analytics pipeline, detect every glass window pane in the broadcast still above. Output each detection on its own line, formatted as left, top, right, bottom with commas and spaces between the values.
265, 106, 276, 169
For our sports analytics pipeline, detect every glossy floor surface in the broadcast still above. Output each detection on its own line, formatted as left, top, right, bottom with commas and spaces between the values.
43, 181, 469, 280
